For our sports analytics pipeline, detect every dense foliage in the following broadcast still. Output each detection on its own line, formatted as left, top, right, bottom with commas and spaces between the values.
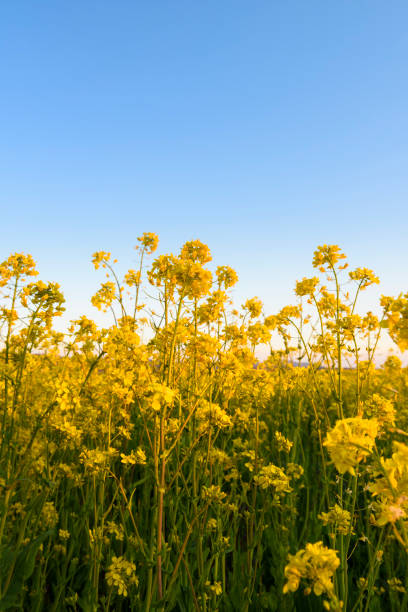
0, 236, 407, 611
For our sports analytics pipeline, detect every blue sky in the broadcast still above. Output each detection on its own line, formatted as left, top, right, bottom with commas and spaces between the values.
1, 1, 407, 358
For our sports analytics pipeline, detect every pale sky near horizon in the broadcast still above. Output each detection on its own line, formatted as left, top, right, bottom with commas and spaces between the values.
1, 1, 407, 361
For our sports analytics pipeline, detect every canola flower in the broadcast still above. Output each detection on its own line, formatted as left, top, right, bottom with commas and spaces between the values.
106, 556, 138, 596
253, 463, 292, 493
324, 417, 378, 475
283, 542, 342, 610
364, 393, 396, 431
319, 504, 353, 535
369, 442, 408, 527
275, 431, 293, 453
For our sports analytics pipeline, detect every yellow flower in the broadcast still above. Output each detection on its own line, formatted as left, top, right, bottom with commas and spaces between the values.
369, 442, 408, 526
121, 447, 147, 466
247, 322, 271, 346
216, 265, 238, 289
312, 245, 346, 270
0, 252, 38, 286
364, 394, 396, 431
283, 542, 341, 609
195, 400, 233, 432
124, 269, 141, 287
147, 383, 176, 412
198, 290, 228, 323
183, 262, 212, 299
180, 239, 212, 264
136, 232, 159, 254
243, 297, 263, 319
254, 464, 292, 493
388, 578, 406, 593
324, 417, 378, 475
319, 505, 353, 535
381, 293, 408, 351
205, 581, 222, 596
275, 431, 293, 453
41, 502, 59, 529
295, 277, 320, 297
92, 251, 111, 270
91, 281, 116, 311
278, 305, 302, 321
106, 556, 138, 597
349, 267, 379, 289
202, 485, 227, 504
206, 518, 218, 531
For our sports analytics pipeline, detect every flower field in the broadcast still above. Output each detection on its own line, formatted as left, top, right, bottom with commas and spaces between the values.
1, 235, 407, 611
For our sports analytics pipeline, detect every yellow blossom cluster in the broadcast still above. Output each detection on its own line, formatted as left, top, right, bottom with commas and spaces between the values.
369, 442, 408, 526
120, 447, 147, 466
254, 463, 292, 493
275, 431, 293, 453
106, 556, 138, 596
364, 393, 396, 431
319, 504, 353, 535
324, 417, 378, 475
283, 541, 341, 609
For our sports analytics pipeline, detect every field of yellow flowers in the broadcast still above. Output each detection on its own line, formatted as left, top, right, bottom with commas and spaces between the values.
1, 235, 407, 611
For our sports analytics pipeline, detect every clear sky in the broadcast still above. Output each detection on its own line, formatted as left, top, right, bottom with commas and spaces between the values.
1, 1, 407, 359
